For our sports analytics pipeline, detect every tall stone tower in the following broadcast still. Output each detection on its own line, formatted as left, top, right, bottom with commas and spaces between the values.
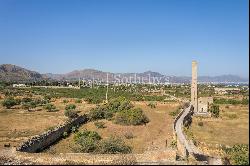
191, 61, 198, 112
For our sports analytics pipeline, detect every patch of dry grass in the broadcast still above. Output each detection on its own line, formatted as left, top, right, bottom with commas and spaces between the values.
190, 104, 249, 156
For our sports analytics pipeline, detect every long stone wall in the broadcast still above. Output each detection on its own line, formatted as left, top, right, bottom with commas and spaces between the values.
16, 115, 88, 153
174, 104, 222, 165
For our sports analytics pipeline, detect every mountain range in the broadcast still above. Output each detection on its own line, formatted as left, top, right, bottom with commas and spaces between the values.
0, 64, 248, 83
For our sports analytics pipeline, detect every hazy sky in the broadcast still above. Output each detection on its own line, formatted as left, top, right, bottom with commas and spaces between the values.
0, 0, 249, 77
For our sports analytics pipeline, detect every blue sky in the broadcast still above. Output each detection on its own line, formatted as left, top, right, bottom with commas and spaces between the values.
0, 0, 249, 77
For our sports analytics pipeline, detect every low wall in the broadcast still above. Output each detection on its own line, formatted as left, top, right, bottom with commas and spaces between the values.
173, 103, 190, 157
16, 115, 88, 153
174, 104, 222, 165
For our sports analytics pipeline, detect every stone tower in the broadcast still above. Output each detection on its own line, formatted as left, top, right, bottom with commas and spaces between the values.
191, 61, 198, 112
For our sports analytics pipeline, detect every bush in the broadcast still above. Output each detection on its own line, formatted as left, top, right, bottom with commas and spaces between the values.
75, 99, 82, 103
97, 136, 132, 154
64, 109, 78, 118
170, 139, 177, 148
169, 108, 181, 117
107, 97, 134, 112
2, 97, 19, 109
22, 101, 37, 110
71, 126, 79, 133
63, 132, 68, 138
21, 97, 32, 103
124, 132, 134, 139
113, 108, 149, 126
223, 144, 249, 165
198, 121, 203, 127
147, 102, 156, 108
208, 104, 220, 118
74, 130, 102, 153
63, 99, 69, 103
65, 104, 76, 110
88, 105, 107, 121
44, 103, 57, 112
73, 130, 132, 154
94, 121, 106, 129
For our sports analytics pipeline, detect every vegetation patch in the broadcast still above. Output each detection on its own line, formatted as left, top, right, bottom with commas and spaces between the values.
88, 97, 149, 126
169, 107, 181, 117
65, 104, 76, 110
73, 130, 131, 154
223, 144, 249, 165
147, 101, 157, 108
94, 121, 106, 129
2, 97, 20, 109
214, 98, 249, 105
64, 109, 78, 119
114, 108, 149, 126
208, 104, 220, 118
44, 103, 57, 112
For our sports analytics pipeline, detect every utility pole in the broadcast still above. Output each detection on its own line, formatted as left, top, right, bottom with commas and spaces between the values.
78, 78, 81, 89
105, 73, 109, 103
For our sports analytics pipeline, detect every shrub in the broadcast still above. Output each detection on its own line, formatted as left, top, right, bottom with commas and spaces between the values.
113, 108, 149, 126
106, 97, 134, 112
22, 102, 37, 110
198, 121, 204, 127
97, 136, 132, 154
65, 104, 76, 110
71, 126, 79, 133
21, 97, 32, 103
124, 132, 134, 139
74, 130, 102, 153
223, 144, 249, 165
169, 108, 181, 117
88, 106, 107, 121
94, 121, 106, 129
63, 99, 69, 103
75, 99, 82, 103
2, 97, 18, 109
44, 103, 57, 112
63, 132, 68, 138
64, 109, 78, 118
44, 95, 52, 102
147, 102, 156, 108
170, 139, 177, 148
208, 104, 220, 118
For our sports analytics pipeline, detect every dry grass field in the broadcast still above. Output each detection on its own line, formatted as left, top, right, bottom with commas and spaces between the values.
45, 101, 180, 154
0, 98, 95, 150
190, 104, 249, 157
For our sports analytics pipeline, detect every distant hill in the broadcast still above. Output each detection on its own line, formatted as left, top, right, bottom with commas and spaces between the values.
0, 64, 45, 82
0, 64, 248, 83
45, 69, 248, 84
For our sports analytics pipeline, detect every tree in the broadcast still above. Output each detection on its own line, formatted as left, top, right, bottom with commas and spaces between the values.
208, 104, 220, 118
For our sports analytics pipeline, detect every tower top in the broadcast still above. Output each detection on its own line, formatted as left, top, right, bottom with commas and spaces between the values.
192, 60, 197, 64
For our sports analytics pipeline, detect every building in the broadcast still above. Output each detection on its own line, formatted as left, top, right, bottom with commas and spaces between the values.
13, 84, 26, 88
214, 87, 240, 94
191, 61, 211, 115
198, 97, 213, 113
